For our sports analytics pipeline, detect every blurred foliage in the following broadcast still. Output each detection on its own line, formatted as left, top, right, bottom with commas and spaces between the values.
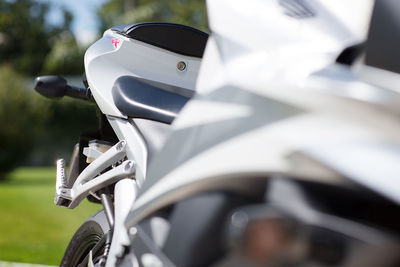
0, 0, 96, 178
0, 0, 83, 76
42, 33, 85, 75
0, 65, 48, 177
0, 65, 98, 178
27, 97, 98, 167
98, 0, 208, 33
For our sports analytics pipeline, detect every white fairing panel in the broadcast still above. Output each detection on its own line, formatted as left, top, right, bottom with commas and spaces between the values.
201, 0, 374, 94
85, 29, 202, 118
207, 0, 373, 52
126, 0, 400, 226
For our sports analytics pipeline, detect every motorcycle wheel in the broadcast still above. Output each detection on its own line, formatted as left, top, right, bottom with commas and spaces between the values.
60, 210, 110, 267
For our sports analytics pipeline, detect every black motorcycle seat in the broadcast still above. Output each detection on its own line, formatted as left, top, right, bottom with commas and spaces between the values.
112, 76, 193, 124
111, 22, 208, 58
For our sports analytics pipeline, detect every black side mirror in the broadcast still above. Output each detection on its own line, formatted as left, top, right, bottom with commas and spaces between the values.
34, 75, 68, 99
34, 75, 92, 101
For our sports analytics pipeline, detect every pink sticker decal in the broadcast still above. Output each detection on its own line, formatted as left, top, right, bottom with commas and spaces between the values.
111, 38, 120, 48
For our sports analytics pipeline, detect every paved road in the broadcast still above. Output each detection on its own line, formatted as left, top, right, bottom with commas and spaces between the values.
0, 262, 56, 267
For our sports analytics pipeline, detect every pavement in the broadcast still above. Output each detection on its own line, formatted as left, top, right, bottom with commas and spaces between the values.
0, 262, 56, 267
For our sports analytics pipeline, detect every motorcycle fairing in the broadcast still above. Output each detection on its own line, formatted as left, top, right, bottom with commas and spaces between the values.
132, 119, 172, 162
205, 0, 373, 66
84, 26, 203, 118
125, 0, 400, 227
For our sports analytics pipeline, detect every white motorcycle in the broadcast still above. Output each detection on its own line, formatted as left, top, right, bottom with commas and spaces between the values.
34, 0, 400, 266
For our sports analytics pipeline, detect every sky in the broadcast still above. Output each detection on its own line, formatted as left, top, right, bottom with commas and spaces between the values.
37, 0, 109, 45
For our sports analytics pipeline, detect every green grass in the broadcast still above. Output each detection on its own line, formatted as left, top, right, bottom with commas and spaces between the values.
0, 167, 101, 265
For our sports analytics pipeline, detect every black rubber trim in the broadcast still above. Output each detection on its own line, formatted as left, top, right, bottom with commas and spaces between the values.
112, 76, 190, 124
112, 22, 208, 58
336, 43, 365, 65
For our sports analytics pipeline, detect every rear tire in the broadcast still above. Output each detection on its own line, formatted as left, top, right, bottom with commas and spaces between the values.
60, 210, 110, 267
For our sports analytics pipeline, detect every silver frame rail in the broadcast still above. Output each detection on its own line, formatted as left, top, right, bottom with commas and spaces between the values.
55, 140, 136, 209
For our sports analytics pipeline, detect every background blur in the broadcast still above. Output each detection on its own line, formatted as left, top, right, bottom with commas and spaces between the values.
0, 0, 207, 265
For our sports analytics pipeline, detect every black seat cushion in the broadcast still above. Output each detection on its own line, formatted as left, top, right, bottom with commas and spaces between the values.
112, 76, 191, 124
111, 22, 208, 58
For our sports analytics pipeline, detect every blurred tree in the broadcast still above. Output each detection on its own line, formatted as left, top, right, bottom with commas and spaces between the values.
42, 32, 85, 75
0, 0, 83, 76
97, 0, 208, 34
0, 64, 98, 179
0, 0, 96, 179
41, 7, 85, 75
26, 98, 98, 167
0, 65, 49, 178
